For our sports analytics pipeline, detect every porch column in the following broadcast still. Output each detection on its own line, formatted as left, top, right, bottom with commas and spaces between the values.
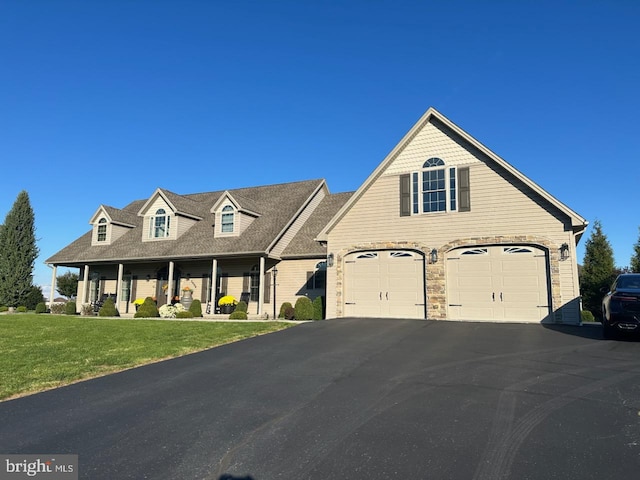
258, 257, 265, 316
167, 261, 175, 304
116, 263, 124, 309
49, 265, 57, 305
81, 265, 90, 305
211, 258, 218, 310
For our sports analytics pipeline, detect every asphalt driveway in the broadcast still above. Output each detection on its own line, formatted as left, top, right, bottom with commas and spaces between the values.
1, 319, 639, 479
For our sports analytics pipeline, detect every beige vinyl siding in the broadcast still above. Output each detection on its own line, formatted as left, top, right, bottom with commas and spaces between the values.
110, 224, 130, 242
330, 171, 567, 250
383, 121, 480, 174
238, 212, 257, 235
176, 216, 198, 238
271, 188, 327, 257
274, 258, 326, 305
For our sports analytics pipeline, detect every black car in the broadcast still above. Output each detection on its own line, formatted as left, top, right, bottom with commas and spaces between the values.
601, 273, 640, 338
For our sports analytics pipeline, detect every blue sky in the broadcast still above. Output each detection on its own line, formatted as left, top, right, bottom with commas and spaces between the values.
1, 0, 638, 296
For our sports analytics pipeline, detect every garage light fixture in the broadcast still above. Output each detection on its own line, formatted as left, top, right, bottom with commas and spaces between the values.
327, 253, 334, 267
560, 243, 570, 261
430, 248, 438, 264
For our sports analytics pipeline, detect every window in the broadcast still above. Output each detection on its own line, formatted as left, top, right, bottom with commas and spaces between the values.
401, 159, 470, 215
307, 261, 327, 290
150, 208, 170, 238
250, 265, 260, 302
221, 205, 234, 233
97, 218, 107, 242
421, 158, 453, 213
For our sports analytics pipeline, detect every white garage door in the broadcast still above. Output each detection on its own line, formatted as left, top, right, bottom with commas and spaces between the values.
344, 250, 425, 319
446, 246, 550, 322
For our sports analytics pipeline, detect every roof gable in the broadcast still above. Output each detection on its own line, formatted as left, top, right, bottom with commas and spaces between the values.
210, 191, 261, 217
137, 188, 203, 220
317, 107, 588, 240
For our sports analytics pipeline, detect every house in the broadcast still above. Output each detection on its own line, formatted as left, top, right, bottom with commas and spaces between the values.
46, 107, 587, 324
46, 180, 352, 317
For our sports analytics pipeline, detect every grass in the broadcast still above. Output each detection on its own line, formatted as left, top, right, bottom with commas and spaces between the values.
0, 314, 292, 401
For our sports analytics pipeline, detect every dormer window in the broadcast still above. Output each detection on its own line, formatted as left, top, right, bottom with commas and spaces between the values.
221, 205, 235, 233
97, 218, 107, 242
150, 208, 170, 238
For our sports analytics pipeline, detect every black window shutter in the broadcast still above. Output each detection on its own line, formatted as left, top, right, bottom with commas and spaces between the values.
131, 276, 138, 301
399, 174, 411, 216
220, 275, 228, 296
201, 274, 209, 303
263, 273, 271, 303
459, 167, 471, 212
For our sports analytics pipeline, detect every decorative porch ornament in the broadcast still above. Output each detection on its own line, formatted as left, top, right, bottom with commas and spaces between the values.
180, 286, 194, 310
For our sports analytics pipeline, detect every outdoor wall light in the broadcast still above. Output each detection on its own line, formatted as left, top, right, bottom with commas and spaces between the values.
430, 248, 438, 264
186, 273, 191, 280
146, 274, 151, 281
327, 253, 335, 267
560, 243, 570, 261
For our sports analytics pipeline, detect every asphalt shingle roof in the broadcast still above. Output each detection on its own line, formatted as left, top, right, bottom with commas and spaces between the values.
46, 179, 329, 266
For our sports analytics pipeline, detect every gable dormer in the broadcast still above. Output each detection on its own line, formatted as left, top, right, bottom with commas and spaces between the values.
89, 206, 136, 246
211, 192, 261, 237
138, 188, 202, 242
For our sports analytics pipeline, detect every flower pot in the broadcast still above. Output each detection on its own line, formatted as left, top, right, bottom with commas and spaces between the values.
220, 304, 235, 314
181, 292, 193, 310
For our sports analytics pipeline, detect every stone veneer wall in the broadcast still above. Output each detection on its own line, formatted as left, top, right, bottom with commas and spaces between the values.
335, 235, 564, 322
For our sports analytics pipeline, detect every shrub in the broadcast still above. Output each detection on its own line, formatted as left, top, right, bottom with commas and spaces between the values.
189, 299, 202, 317
98, 297, 119, 317
35, 302, 47, 314
236, 300, 248, 313
49, 303, 65, 314
159, 303, 187, 318
0, 306, 7, 312
81, 303, 94, 316
284, 306, 295, 320
16, 306, 27, 313
134, 297, 160, 318
581, 310, 596, 323
313, 296, 324, 320
25, 285, 46, 310
229, 310, 248, 320
279, 302, 293, 319
176, 311, 194, 319
64, 301, 77, 315
294, 297, 314, 320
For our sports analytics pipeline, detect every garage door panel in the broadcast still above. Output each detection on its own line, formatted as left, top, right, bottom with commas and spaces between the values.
447, 245, 550, 322
344, 250, 425, 319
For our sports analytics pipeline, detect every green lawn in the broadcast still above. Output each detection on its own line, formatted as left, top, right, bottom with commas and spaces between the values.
0, 314, 292, 401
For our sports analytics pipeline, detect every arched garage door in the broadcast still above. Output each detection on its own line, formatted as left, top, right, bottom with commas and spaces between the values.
344, 250, 425, 319
446, 245, 550, 322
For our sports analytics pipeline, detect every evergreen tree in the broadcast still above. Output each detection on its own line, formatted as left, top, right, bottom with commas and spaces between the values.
56, 271, 79, 299
631, 227, 640, 273
0, 191, 39, 307
579, 220, 615, 317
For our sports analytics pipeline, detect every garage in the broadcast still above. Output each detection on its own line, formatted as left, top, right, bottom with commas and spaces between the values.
343, 250, 425, 319
446, 245, 550, 322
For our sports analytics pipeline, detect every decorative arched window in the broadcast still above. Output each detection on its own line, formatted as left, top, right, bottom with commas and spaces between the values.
97, 218, 107, 242
150, 208, 170, 238
221, 205, 235, 233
